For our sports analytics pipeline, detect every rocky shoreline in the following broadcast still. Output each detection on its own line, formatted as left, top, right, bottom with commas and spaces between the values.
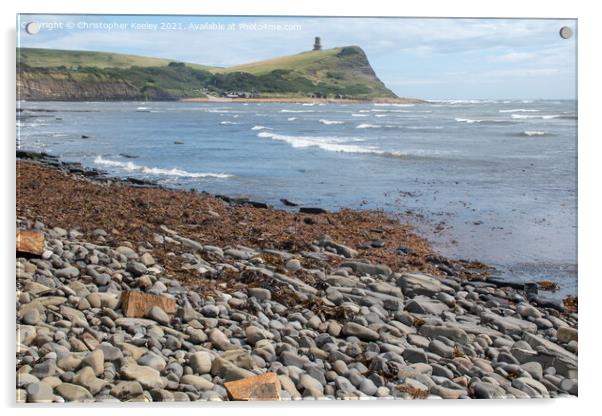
16, 154, 578, 402
179, 97, 425, 104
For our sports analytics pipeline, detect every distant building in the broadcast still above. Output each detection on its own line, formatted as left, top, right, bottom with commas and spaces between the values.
313, 37, 322, 51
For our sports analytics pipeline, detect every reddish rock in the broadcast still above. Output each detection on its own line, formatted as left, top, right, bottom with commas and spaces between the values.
16, 230, 45, 256
120, 291, 176, 318
224, 372, 281, 401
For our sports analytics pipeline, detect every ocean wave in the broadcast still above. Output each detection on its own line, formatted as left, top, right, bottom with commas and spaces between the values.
455, 118, 482, 124
251, 125, 271, 130
205, 108, 233, 113
559, 113, 578, 120
256, 131, 451, 160
287, 117, 297, 121
371, 109, 432, 113
219, 121, 238, 125
406, 126, 444, 130
356, 123, 442, 130
523, 131, 547, 136
93, 156, 232, 179
319, 119, 344, 125
455, 118, 515, 125
430, 99, 498, 104
257, 131, 374, 154
356, 123, 397, 129
22, 122, 50, 128
375, 114, 388, 118
511, 114, 560, 119
351, 114, 369, 117
280, 109, 315, 113
499, 109, 541, 113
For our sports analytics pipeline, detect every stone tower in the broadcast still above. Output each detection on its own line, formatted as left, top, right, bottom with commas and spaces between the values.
313, 37, 322, 51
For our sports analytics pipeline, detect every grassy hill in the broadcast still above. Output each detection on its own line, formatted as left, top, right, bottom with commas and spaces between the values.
17, 46, 400, 101
18, 48, 214, 71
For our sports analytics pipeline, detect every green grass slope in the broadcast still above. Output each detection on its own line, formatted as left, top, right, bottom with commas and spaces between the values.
18, 48, 214, 71
213, 46, 396, 98
17, 46, 399, 100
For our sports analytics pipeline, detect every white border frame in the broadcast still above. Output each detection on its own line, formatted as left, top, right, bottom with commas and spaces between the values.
2, 1, 599, 415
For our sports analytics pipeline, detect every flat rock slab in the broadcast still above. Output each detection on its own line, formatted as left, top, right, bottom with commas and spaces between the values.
342, 322, 380, 341
16, 230, 45, 256
405, 296, 449, 316
340, 261, 392, 276
299, 207, 328, 214
452, 321, 503, 338
121, 291, 176, 318
397, 272, 454, 296
522, 332, 577, 362
224, 372, 281, 401
418, 324, 470, 345
481, 312, 538, 335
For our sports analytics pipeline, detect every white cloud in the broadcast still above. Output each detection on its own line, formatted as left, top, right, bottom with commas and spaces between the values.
490, 52, 537, 62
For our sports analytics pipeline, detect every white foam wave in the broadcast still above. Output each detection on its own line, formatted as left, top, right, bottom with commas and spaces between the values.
319, 119, 344, 125
511, 114, 560, 119
351, 113, 369, 117
219, 121, 238, 125
280, 109, 315, 113
251, 125, 271, 131
256, 131, 451, 159
257, 131, 375, 154
205, 108, 233, 113
430, 99, 497, 104
356, 123, 392, 129
357, 123, 436, 130
287, 117, 297, 121
406, 126, 444, 130
455, 118, 482, 124
93, 156, 232, 179
523, 131, 546, 136
499, 109, 541, 113
371, 109, 432, 113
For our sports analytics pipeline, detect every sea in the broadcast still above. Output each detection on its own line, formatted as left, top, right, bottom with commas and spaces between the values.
17, 99, 578, 298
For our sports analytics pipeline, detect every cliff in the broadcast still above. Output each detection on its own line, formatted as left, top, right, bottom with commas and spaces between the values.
17, 46, 404, 101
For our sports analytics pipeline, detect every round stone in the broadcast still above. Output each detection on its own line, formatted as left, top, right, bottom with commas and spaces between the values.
26, 381, 54, 403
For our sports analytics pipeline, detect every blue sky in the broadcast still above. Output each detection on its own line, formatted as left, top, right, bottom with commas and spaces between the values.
17, 15, 577, 100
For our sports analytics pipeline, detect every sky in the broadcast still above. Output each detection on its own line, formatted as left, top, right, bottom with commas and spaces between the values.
17, 15, 577, 100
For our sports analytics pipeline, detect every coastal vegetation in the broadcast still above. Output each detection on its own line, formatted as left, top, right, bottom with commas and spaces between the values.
17, 46, 398, 100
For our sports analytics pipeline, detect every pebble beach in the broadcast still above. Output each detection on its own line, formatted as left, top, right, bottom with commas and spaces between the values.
16, 155, 578, 402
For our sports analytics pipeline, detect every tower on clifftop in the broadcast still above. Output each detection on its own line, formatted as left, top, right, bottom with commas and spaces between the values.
313, 37, 322, 51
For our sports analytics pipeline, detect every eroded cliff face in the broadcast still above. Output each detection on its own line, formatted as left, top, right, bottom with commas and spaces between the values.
17, 71, 143, 101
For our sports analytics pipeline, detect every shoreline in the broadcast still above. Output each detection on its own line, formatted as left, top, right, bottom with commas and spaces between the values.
16, 153, 579, 402
16, 150, 574, 304
179, 97, 426, 104
18, 97, 427, 104
16, 153, 490, 282
16, 151, 578, 403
